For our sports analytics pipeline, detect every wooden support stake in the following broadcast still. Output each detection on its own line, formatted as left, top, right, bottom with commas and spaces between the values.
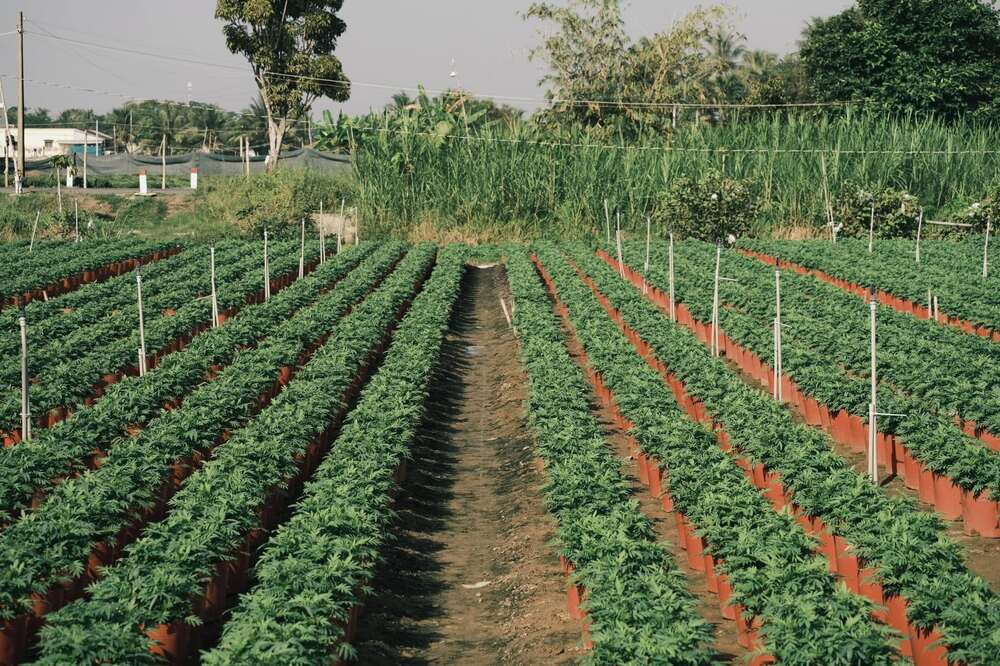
711, 242, 721, 357
615, 229, 625, 279
774, 269, 783, 402
136, 272, 147, 376
74, 199, 80, 242
668, 233, 676, 322
263, 229, 271, 301
299, 218, 306, 279
643, 215, 651, 295
83, 128, 88, 190
499, 296, 512, 327
915, 208, 924, 264
603, 199, 611, 245
19, 306, 29, 440
210, 247, 219, 328
868, 293, 878, 484
983, 220, 991, 280
161, 134, 167, 190
28, 210, 39, 251
338, 199, 345, 252
868, 204, 875, 254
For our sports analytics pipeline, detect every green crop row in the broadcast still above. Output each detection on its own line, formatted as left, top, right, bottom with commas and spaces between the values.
0, 239, 316, 434
32, 244, 438, 664
629, 240, 1000, 503
540, 244, 896, 664
0, 243, 380, 519
0, 243, 408, 629
0, 238, 179, 302
203, 245, 466, 665
573, 248, 1000, 662
505, 248, 715, 665
0, 242, 264, 386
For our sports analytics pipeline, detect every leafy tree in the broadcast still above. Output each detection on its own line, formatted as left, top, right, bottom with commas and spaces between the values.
215, 0, 351, 171
800, 0, 1000, 118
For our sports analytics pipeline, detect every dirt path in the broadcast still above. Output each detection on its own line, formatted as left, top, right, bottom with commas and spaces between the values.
355, 264, 580, 665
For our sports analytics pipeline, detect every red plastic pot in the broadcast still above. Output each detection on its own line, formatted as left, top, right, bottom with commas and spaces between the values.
804, 397, 823, 427
902, 449, 920, 490
146, 621, 190, 662
674, 513, 688, 550
647, 458, 662, 497
716, 573, 737, 620
833, 535, 860, 592
859, 566, 885, 618
703, 554, 719, 593
686, 530, 707, 572
932, 474, 963, 520
885, 595, 914, 658
962, 489, 1000, 538
910, 625, 948, 666
918, 468, 937, 505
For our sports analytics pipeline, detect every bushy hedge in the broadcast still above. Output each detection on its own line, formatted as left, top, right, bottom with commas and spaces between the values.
835, 182, 920, 238
653, 171, 759, 241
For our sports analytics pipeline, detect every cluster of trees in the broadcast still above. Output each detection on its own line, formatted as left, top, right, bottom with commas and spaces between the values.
4, 97, 313, 156
525, 0, 1000, 129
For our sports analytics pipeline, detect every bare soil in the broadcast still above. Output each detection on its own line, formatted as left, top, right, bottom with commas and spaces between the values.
354, 264, 580, 665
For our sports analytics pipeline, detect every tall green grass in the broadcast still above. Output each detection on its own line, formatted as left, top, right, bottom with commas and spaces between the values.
353, 110, 1000, 238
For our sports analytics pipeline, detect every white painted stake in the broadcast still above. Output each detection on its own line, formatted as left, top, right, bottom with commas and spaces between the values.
263, 230, 271, 301
139, 169, 148, 195
299, 218, 306, 279
915, 208, 924, 264
28, 211, 39, 251
74, 200, 79, 243
136, 272, 147, 377
668, 233, 676, 322
983, 220, 991, 280
339, 199, 345, 252
190, 167, 198, 190
711, 242, 721, 357
774, 269, 783, 402
868, 204, 875, 254
615, 229, 625, 279
603, 199, 611, 245
868, 294, 878, 484
19, 307, 30, 440
499, 296, 512, 327
643, 216, 651, 295
210, 247, 219, 328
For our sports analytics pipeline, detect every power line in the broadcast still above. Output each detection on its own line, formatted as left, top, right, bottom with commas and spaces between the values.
24, 29, 853, 111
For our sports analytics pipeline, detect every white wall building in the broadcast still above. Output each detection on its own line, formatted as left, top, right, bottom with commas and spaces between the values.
11, 128, 110, 158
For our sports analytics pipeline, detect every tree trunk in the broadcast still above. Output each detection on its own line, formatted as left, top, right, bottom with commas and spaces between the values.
266, 117, 287, 173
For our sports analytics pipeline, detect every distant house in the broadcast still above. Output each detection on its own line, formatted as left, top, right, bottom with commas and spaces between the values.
17, 128, 111, 157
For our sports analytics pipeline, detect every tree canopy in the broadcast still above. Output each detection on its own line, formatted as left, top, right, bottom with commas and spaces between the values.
216, 0, 350, 169
801, 0, 1000, 118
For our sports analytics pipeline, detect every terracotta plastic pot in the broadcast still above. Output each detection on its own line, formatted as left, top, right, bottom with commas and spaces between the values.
566, 582, 585, 620
636, 452, 649, 485
833, 535, 860, 592
902, 449, 921, 490
859, 566, 885, 617
716, 574, 737, 620
804, 397, 823, 427
674, 513, 688, 550
146, 622, 190, 662
686, 530, 707, 571
647, 458, 662, 497
885, 595, 914, 658
933, 474, 963, 520
961, 490, 1000, 538
918, 468, 937, 505
910, 625, 948, 666
703, 554, 719, 593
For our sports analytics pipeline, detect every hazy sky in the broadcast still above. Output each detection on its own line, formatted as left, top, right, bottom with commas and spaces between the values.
0, 1, 853, 119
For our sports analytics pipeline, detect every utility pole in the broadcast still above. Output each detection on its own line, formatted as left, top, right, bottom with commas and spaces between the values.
16, 11, 25, 194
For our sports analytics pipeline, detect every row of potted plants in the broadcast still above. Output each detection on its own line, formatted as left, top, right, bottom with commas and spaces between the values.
536, 244, 897, 665
202, 245, 466, 665
628, 240, 1000, 532
0, 238, 181, 308
0, 241, 245, 361
581, 247, 1000, 664
504, 248, 716, 665
739, 237, 1000, 336
0, 239, 319, 438
30, 244, 439, 665
0, 242, 259, 387
0, 243, 383, 520
682, 240, 1000, 443
0, 244, 413, 664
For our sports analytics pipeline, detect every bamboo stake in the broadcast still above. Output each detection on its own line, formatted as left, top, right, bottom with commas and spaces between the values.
74, 199, 79, 242
668, 233, 676, 322
868, 294, 878, 484
643, 216, 651, 295
499, 296, 512, 327
915, 208, 924, 264
160, 134, 166, 190
210, 247, 219, 328
28, 210, 39, 251
263, 229, 271, 301
19, 305, 29, 440
868, 204, 875, 254
299, 218, 305, 279
339, 199, 345, 252
603, 199, 611, 245
774, 269, 783, 402
615, 230, 625, 279
136, 272, 147, 376
820, 154, 834, 242
711, 242, 721, 357
983, 220, 991, 279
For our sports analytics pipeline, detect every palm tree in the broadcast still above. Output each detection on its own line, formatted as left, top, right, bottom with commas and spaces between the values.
743, 49, 778, 80
704, 30, 748, 108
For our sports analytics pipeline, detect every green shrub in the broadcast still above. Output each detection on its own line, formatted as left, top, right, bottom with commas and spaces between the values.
954, 186, 1000, 233
198, 169, 357, 237
835, 182, 920, 238
654, 171, 758, 241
